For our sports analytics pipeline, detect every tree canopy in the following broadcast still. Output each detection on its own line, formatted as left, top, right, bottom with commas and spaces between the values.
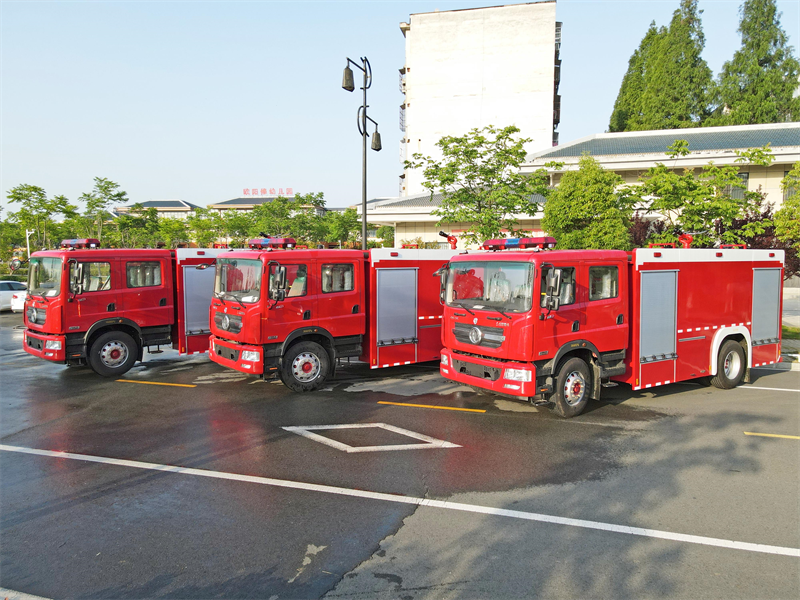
405, 125, 553, 245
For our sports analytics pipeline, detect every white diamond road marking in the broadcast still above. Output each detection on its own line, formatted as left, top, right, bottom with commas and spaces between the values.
282, 423, 461, 453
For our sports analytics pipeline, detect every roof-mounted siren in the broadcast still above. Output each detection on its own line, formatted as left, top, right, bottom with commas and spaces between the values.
247, 237, 297, 250
481, 237, 557, 251
61, 238, 100, 250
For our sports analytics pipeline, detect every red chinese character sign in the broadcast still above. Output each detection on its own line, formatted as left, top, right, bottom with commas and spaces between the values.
239, 187, 295, 197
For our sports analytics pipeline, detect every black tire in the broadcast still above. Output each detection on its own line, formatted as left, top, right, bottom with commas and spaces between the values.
279, 341, 330, 392
710, 339, 746, 389
88, 331, 138, 377
552, 357, 591, 418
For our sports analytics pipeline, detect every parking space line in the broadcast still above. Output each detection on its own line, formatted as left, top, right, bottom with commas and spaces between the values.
117, 380, 196, 388
1, 443, 798, 558
744, 432, 800, 440
378, 401, 486, 413
742, 386, 799, 393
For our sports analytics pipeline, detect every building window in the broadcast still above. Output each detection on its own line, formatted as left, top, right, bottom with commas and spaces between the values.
726, 172, 749, 200
589, 266, 618, 301
322, 264, 354, 293
127, 261, 162, 288
785, 171, 797, 201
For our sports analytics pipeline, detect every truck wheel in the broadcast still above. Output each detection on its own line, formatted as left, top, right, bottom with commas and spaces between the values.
710, 339, 746, 389
552, 357, 591, 418
88, 331, 138, 377
280, 341, 330, 392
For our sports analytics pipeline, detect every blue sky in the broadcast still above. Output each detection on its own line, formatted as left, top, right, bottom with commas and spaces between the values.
2, 0, 798, 211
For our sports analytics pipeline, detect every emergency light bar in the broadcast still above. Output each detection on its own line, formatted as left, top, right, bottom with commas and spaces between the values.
247, 237, 296, 250
61, 239, 100, 249
482, 237, 557, 251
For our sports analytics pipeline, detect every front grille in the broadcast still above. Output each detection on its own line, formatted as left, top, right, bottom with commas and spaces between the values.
453, 322, 505, 349
26, 306, 46, 325
214, 312, 242, 334
452, 357, 501, 381
27, 336, 44, 351
214, 343, 240, 362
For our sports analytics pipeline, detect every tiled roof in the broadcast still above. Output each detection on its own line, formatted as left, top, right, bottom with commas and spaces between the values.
367, 191, 546, 209
124, 200, 199, 210
529, 123, 800, 160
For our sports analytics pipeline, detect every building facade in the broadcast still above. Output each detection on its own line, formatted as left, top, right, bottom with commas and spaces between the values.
115, 200, 199, 220
398, 1, 561, 196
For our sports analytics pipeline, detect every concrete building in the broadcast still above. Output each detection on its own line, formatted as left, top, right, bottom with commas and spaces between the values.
369, 122, 799, 247
398, 1, 561, 196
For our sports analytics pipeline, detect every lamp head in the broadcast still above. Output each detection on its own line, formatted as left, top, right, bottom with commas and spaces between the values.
342, 65, 355, 92
371, 130, 382, 152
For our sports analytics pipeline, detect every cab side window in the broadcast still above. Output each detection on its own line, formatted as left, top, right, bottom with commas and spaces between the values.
285, 265, 308, 298
540, 267, 576, 307
127, 261, 162, 288
322, 264, 354, 293
72, 262, 112, 293
589, 266, 618, 301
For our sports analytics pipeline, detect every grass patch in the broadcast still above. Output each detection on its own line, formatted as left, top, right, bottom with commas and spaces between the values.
783, 325, 800, 340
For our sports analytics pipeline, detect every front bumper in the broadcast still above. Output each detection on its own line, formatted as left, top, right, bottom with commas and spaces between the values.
208, 335, 264, 375
23, 329, 67, 363
440, 349, 538, 398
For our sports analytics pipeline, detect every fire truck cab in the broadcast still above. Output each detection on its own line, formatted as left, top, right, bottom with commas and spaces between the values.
439, 238, 784, 417
22, 239, 225, 376
208, 239, 458, 391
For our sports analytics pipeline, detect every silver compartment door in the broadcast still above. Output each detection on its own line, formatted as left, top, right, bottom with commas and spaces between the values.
639, 270, 678, 362
376, 268, 418, 345
751, 268, 781, 344
182, 265, 217, 334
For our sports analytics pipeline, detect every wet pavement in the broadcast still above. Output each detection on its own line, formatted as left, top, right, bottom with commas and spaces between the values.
1, 311, 798, 599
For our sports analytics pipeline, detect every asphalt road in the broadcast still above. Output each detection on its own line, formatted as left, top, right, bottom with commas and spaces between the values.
1, 311, 798, 599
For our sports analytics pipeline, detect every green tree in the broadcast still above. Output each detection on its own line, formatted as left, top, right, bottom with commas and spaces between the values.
324, 208, 360, 246
220, 210, 253, 247
542, 154, 637, 250
79, 177, 128, 242
158, 218, 189, 248
405, 125, 552, 245
111, 204, 160, 248
609, 22, 665, 132
638, 141, 770, 246
775, 162, 800, 247
6, 184, 76, 249
640, 0, 713, 129
711, 0, 800, 125
187, 208, 222, 248
376, 225, 395, 248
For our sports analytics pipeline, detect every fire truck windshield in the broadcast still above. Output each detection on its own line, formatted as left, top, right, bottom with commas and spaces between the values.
446, 261, 533, 313
28, 257, 63, 298
215, 258, 262, 303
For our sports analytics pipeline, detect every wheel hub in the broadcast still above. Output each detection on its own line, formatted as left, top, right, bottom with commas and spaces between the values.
723, 350, 741, 379
563, 371, 587, 406
292, 352, 321, 383
100, 341, 128, 368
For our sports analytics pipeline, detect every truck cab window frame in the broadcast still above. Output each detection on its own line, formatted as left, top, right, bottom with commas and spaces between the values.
321, 264, 354, 294
540, 266, 576, 307
126, 261, 162, 288
71, 262, 112, 293
588, 266, 618, 301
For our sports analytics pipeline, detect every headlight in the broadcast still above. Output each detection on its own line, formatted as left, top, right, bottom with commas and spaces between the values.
441, 353, 449, 366
504, 368, 532, 382
45, 340, 62, 350
241, 350, 260, 362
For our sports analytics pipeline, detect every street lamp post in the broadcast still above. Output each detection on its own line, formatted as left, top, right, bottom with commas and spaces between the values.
342, 56, 382, 251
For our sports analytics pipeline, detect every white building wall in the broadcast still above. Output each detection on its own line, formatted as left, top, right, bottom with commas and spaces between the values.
401, 2, 558, 196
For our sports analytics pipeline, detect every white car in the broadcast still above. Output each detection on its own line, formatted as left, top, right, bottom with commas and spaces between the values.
0, 280, 27, 311
11, 290, 28, 313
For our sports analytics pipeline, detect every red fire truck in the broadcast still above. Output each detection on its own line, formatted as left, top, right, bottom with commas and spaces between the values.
22, 239, 226, 376
208, 239, 459, 390
438, 238, 785, 417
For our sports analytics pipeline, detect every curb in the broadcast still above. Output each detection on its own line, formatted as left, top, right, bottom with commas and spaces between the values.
754, 354, 800, 372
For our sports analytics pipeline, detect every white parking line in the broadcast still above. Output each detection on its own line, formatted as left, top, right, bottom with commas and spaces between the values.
743, 386, 799, 393
1, 444, 798, 558
0, 587, 52, 600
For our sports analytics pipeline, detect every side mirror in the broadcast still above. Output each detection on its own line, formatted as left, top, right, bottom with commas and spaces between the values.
543, 267, 562, 312
433, 263, 448, 304
268, 266, 287, 301
70, 261, 84, 295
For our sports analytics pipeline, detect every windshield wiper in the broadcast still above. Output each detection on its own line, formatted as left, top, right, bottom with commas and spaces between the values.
489, 306, 512, 320
214, 291, 241, 307
453, 302, 475, 316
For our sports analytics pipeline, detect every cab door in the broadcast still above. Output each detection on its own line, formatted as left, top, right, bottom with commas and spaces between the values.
537, 262, 584, 356
122, 258, 174, 328
64, 259, 122, 331
315, 259, 365, 337
582, 262, 628, 352
266, 261, 317, 340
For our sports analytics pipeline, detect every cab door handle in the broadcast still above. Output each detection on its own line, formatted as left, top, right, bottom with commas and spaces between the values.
617, 314, 624, 325
107, 303, 116, 311
572, 321, 579, 332
303, 310, 311, 320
